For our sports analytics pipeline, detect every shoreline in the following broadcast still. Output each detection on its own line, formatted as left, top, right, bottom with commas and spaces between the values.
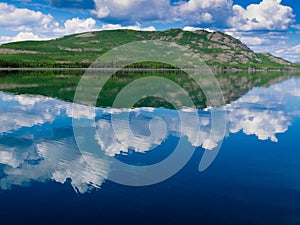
0, 67, 300, 73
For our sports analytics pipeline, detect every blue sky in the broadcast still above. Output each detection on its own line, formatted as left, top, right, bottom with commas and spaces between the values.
0, 0, 300, 62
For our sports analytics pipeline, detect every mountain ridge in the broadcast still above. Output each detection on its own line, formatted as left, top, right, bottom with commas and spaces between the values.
0, 29, 297, 70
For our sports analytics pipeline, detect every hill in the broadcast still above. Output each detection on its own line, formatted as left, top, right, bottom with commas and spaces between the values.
0, 29, 296, 70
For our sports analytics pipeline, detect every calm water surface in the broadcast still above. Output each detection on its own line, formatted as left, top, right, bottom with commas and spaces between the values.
0, 75, 300, 225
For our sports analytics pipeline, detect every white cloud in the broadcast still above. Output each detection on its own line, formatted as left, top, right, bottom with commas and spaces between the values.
290, 44, 300, 53
225, 30, 269, 46
0, 2, 56, 31
53, 18, 157, 37
0, 3, 58, 43
0, 3, 101, 43
54, 17, 97, 35
0, 32, 47, 44
91, 0, 173, 24
222, 29, 300, 62
90, 0, 234, 27
183, 26, 214, 33
291, 24, 300, 30
179, 0, 233, 25
238, 36, 265, 45
89, 0, 296, 32
101, 22, 156, 31
229, 0, 295, 31
181, 0, 225, 9
273, 43, 300, 62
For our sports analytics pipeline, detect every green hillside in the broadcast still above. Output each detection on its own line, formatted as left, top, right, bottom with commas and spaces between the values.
0, 29, 296, 69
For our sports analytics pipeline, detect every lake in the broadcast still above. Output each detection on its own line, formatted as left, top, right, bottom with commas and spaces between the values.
0, 70, 300, 225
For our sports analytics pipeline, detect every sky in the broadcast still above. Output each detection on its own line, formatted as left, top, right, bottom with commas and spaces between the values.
0, 0, 300, 62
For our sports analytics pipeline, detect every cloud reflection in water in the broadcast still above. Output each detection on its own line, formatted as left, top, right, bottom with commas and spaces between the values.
0, 78, 300, 193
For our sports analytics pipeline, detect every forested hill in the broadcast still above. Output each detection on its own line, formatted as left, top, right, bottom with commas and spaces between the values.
0, 29, 296, 69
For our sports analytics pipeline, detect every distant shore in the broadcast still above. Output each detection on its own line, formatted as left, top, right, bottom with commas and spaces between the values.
0, 67, 299, 72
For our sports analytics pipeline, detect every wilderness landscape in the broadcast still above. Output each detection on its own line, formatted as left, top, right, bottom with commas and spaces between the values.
1, 1, 300, 225
0, 29, 297, 70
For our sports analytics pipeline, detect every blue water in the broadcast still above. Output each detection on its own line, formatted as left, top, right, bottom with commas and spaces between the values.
1, 78, 300, 224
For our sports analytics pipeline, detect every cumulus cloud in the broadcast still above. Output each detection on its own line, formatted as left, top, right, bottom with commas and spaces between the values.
0, 2, 56, 31
52, 17, 156, 37
88, 0, 296, 32
291, 24, 300, 30
183, 26, 214, 33
178, 0, 233, 26
47, 0, 298, 32
229, 0, 295, 31
0, 2, 57, 43
273, 43, 300, 62
237, 36, 265, 46
90, 0, 234, 27
223, 29, 297, 61
225, 30, 271, 47
0, 32, 47, 44
0, 3, 101, 43
53, 17, 97, 35
91, 0, 173, 24
290, 44, 300, 53
101, 22, 156, 31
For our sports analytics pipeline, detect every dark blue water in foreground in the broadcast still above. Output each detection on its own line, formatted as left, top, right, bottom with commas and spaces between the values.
1, 78, 300, 225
